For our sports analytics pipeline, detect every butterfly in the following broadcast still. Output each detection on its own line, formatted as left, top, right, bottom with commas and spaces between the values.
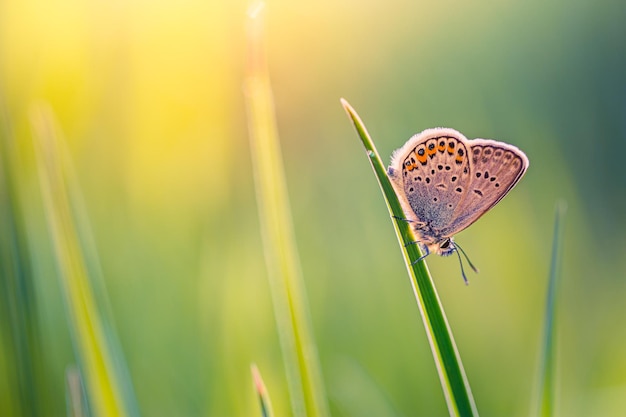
387, 127, 529, 283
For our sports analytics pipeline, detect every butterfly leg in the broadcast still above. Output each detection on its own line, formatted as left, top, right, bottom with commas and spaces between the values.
391, 215, 415, 223
411, 245, 430, 265
392, 215, 427, 231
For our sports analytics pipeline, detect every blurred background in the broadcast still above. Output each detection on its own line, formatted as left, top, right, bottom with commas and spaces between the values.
1, 0, 626, 416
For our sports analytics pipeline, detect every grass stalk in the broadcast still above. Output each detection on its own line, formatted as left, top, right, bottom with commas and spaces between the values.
535, 201, 567, 417
0, 100, 44, 417
31, 104, 140, 417
341, 98, 478, 417
243, 3, 329, 417
66, 366, 90, 417
251, 364, 275, 417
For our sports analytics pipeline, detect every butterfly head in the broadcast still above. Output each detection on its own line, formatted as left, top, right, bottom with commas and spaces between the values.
432, 237, 456, 257
413, 235, 479, 284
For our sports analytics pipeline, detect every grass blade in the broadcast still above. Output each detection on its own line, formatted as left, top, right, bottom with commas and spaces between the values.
535, 201, 567, 417
244, 3, 329, 417
251, 364, 275, 417
341, 98, 478, 417
31, 104, 140, 417
0, 100, 45, 417
66, 366, 90, 417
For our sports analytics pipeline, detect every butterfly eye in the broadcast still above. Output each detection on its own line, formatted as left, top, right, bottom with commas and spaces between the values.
440, 239, 451, 249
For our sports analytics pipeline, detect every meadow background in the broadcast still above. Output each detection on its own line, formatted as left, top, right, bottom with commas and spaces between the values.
1, 0, 626, 416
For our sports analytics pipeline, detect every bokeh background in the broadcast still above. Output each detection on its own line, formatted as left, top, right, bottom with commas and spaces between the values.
2, 0, 626, 416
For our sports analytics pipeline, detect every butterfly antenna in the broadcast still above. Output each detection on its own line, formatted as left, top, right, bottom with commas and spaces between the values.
453, 248, 470, 285
454, 241, 479, 273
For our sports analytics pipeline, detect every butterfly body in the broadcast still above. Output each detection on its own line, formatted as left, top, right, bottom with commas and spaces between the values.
387, 127, 529, 264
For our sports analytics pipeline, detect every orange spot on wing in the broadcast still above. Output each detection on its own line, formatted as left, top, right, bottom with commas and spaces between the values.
404, 156, 417, 171
455, 155, 464, 164
416, 150, 427, 164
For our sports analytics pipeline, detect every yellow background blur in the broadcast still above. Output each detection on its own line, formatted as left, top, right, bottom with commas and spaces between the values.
1, 0, 626, 416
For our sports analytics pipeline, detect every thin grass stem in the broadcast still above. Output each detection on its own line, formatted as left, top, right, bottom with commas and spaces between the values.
341, 98, 478, 417
31, 104, 139, 417
244, 3, 329, 417
0, 99, 44, 417
66, 366, 90, 417
251, 364, 275, 417
535, 201, 567, 417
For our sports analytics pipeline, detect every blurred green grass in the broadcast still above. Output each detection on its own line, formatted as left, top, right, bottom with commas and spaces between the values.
244, 4, 329, 416
535, 202, 567, 417
1, 0, 626, 416
31, 104, 140, 417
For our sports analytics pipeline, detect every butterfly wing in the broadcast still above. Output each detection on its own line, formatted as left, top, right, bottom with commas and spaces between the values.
388, 128, 474, 232
438, 139, 529, 237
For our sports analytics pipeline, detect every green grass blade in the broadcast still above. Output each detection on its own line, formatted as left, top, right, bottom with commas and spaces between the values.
31, 104, 140, 417
0, 101, 45, 417
535, 201, 567, 417
251, 364, 275, 417
66, 366, 91, 417
341, 98, 478, 417
243, 3, 329, 417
